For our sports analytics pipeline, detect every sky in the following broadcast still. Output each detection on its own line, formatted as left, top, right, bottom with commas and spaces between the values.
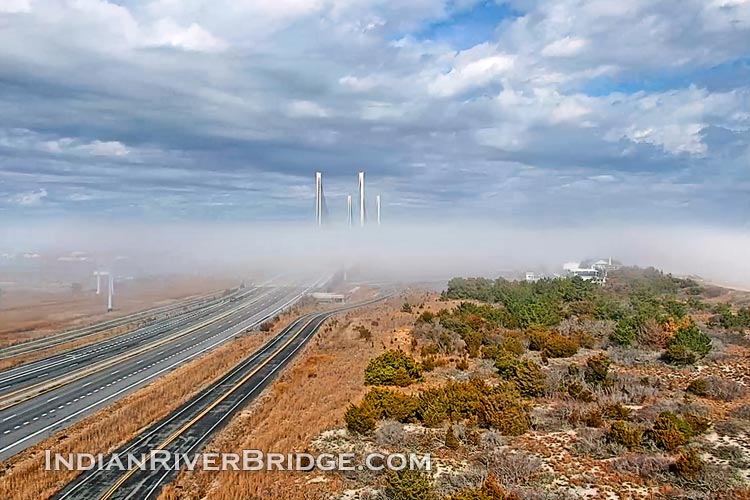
0, 0, 748, 228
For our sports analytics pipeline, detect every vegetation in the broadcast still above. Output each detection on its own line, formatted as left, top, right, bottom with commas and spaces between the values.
448, 478, 520, 500
673, 449, 704, 479
663, 321, 712, 365
364, 349, 423, 386
384, 469, 434, 500
607, 420, 643, 450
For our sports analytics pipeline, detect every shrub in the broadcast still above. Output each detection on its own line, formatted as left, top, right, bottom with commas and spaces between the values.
449, 477, 519, 500
688, 376, 746, 402
355, 325, 373, 341
526, 327, 549, 351
401, 302, 413, 313
445, 424, 461, 449
607, 420, 642, 450
495, 357, 546, 398
362, 387, 419, 422
543, 333, 580, 358
479, 384, 530, 435
686, 378, 709, 397
601, 402, 633, 421
456, 358, 470, 371
584, 353, 611, 386
567, 381, 595, 402
500, 334, 525, 356
673, 449, 704, 479
364, 349, 423, 386
417, 387, 450, 427
421, 356, 439, 372
417, 311, 435, 324
384, 469, 434, 500
344, 403, 376, 434
583, 409, 605, 428
663, 344, 697, 366
664, 321, 712, 365
611, 317, 638, 346
649, 412, 690, 451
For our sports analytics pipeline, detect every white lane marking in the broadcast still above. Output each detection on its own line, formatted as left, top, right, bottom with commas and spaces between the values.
1, 414, 16, 422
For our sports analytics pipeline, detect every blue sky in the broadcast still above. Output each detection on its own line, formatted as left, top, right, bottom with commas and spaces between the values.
0, 0, 748, 228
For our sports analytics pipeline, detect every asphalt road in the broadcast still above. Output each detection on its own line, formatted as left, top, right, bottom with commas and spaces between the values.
0, 287, 258, 398
0, 288, 229, 361
52, 296, 385, 500
0, 284, 308, 462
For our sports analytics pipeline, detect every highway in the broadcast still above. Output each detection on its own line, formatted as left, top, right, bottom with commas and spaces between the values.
53, 295, 385, 500
0, 283, 313, 461
0, 288, 230, 361
0, 287, 257, 400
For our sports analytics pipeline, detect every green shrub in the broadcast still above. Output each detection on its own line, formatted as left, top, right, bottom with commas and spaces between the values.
344, 403, 376, 434
511, 359, 546, 397
607, 420, 642, 450
611, 317, 638, 346
500, 334, 525, 356
478, 383, 530, 435
482, 344, 503, 360
417, 387, 450, 427
364, 349, 423, 386
584, 353, 611, 386
362, 387, 419, 422
567, 381, 595, 402
384, 469, 434, 500
449, 477, 519, 500
601, 402, 633, 421
663, 344, 697, 365
673, 449, 704, 479
686, 378, 709, 396
543, 333, 579, 358
416, 311, 435, 324
664, 321, 712, 365
401, 302, 413, 313
445, 424, 460, 449
527, 327, 549, 351
583, 409, 605, 428
649, 412, 690, 451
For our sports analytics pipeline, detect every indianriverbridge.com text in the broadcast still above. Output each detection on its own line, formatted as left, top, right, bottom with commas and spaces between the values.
44, 450, 431, 472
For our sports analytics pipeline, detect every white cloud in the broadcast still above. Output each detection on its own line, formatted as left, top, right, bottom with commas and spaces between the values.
286, 100, 329, 118
150, 19, 228, 52
429, 54, 515, 97
0, 0, 31, 13
11, 188, 47, 206
541, 36, 588, 57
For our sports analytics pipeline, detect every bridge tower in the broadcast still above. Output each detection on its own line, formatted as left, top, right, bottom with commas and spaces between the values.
315, 172, 323, 227
358, 171, 365, 227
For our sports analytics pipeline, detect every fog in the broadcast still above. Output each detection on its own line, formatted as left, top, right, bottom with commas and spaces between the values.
1, 219, 749, 289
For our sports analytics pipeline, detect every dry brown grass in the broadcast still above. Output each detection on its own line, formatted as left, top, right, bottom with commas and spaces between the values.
156, 293, 422, 500
0, 322, 296, 500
